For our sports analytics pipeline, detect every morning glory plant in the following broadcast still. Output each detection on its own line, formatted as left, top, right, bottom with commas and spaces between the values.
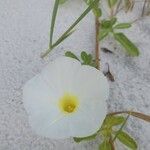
23, 0, 150, 150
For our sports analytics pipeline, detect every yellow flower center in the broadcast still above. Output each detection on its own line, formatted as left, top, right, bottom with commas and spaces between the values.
58, 93, 79, 114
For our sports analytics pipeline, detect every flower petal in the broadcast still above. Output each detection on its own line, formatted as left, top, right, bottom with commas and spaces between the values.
73, 65, 109, 101
40, 57, 81, 95
23, 74, 61, 123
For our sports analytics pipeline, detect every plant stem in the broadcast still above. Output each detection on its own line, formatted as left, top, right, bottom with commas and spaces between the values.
109, 135, 115, 150
95, 16, 100, 70
141, 0, 147, 17
107, 111, 150, 122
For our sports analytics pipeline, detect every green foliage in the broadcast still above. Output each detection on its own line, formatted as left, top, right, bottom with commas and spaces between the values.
44, 0, 140, 58
117, 131, 137, 150
99, 18, 116, 41
84, 0, 102, 17
81, 51, 97, 67
103, 116, 125, 127
73, 113, 138, 150
93, 7, 102, 17
42, 0, 99, 57
81, 51, 92, 64
100, 114, 138, 150
65, 51, 80, 61
112, 113, 131, 142
99, 140, 112, 150
74, 133, 97, 143
52, 0, 99, 48
44, 0, 146, 149
114, 23, 132, 29
100, 116, 125, 138
50, 0, 60, 49
114, 33, 139, 56
65, 51, 97, 67
99, 17, 139, 56
101, 20, 112, 29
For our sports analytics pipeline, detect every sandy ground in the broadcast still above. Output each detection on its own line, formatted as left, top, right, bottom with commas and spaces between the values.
0, 0, 150, 149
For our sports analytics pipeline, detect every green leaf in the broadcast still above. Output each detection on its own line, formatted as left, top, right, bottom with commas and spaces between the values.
87, 54, 93, 63
65, 51, 80, 61
93, 8, 102, 17
110, 17, 117, 26
49, 0, 60, 48
51, 30, 75, 49
114, 32, 139, 56
108, 0, 118, 8
117, 131, 137, 150
100, 116, 125, 138
74, 133, 97, 143
99, 29, 109, 41
81, 51, 92, 64
99, 19, 115, 41
101, 20, 112, 28
99, 140, 112, 150
81, 51, 88, 61
84, 0, 101, 17
41, 30, 75, 58
103, 116, 125, 127
114, 23, 132, 29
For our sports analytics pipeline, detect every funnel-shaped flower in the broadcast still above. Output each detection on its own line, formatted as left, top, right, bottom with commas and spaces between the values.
23, 57, 109, 139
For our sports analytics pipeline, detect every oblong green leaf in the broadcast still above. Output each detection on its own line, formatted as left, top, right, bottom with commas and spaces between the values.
117, 131, 137, 150
74, 133, 97, 143
51, 30, 75, 49
93, 8, 102, 17
114, 32, 139, 56
101, 20, 112, 28
81, 51, 88, 61
65, 51, 80, 61
114, 23, 132, 29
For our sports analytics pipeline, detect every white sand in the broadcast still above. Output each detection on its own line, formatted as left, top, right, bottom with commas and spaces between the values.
0, 0, 150, 149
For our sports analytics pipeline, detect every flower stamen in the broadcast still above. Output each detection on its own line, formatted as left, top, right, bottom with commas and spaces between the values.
58, 93, 79, 114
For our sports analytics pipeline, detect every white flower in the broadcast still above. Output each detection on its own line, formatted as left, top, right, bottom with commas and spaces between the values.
23, 57, 109, 139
